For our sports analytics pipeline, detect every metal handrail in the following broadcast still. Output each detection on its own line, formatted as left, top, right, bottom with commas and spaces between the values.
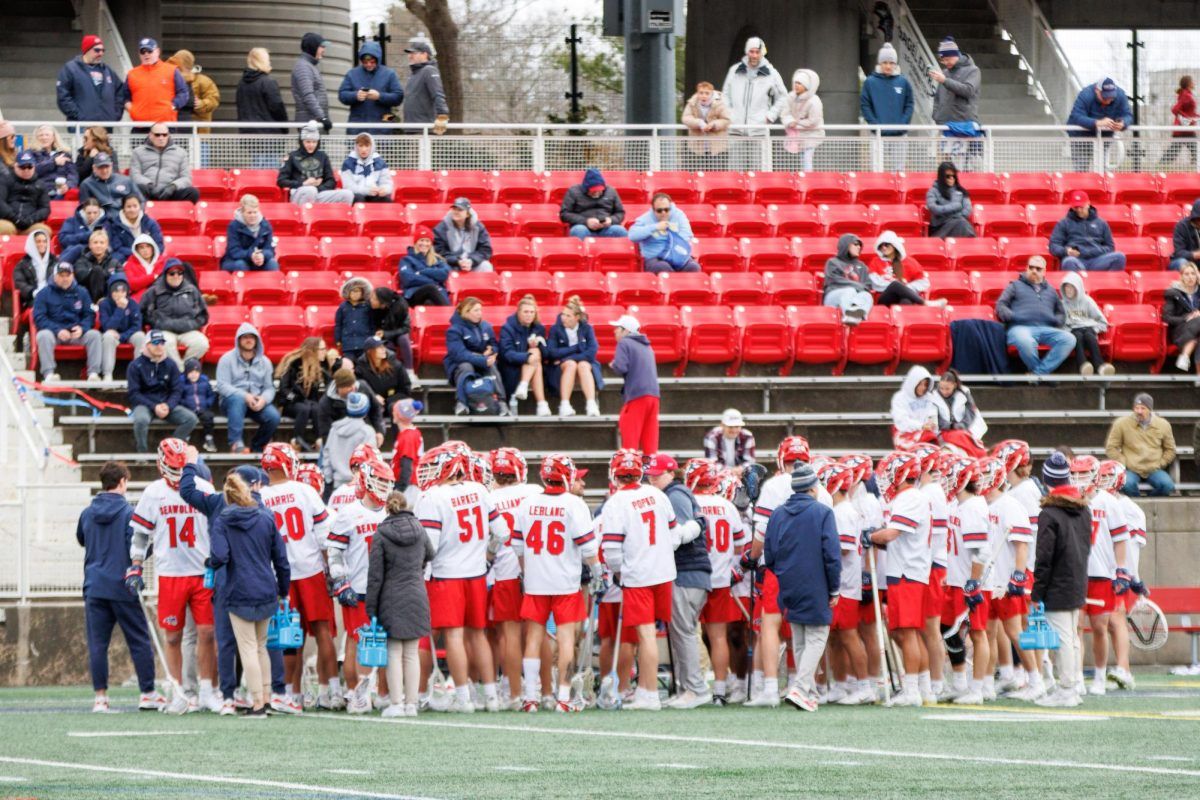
0, 348, 49, 472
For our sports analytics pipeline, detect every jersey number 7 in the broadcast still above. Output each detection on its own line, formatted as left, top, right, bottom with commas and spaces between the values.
641, 510, 657, 546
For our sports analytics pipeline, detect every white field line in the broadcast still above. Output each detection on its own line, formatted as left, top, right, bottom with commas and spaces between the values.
0, 756, 443, 800
299, 714, 1200, 781
67, 731, 202, 738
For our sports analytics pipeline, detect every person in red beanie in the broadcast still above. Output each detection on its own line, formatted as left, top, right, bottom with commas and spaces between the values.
57, 35, 124, 123
398, 226, 452, 306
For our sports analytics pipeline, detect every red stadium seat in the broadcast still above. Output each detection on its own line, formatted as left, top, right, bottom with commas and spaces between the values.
602, 171, 650, 204
305, 304, 339, 344
946, 237, 1002, 271
410, 305, 456, 367
748, 171, 802, 205
406, 203, 450, 232
1091, 204, 1137, 236
446, 272, 504, 305
674, 204, 720, 236
191, 168, 231, 201
1131, 203, 1185, 238
798, 172, 851, 204
794, 237, 842, 272
926, 271, 977, 304
784, 305, 846, 375
945, 303, 996, 322
1025, 204, 1064, 237
202, 306, 250, 363
711, 273, 767, 305
585, 237, 640, 272
972, 272, 1014, 306
488, 237, 534, 271
998, 236, 1053, 270
491, 172, 546, 204
0, 235, 23, 279
211, 235, 227, 262
1082, 271, 1137, 305
1162, 172, 1200, 203
691, 238, 745, 272
544, 172, 581, 204
1110, 172, 1164, 204
739, 237, 796, 272
897, 238, 949, 271
625, 305, 684, 366
197, 271, 237, 305
1056, 172, 1113, 203
1004, 172, 1061, 205
372, 236, 412, 267
848, 172, 901, 204
163, 235, 216, 271
291, 272, 343, 306
302, 204, 356, 237
963, 173, 1007, 204
1132, 270, 1176, 307
971, 204, 1030, 237
869, 205, 925, 237
436, 170, 495, 203
320, 237, 377, 271
717, 204, 773, 237
648, 171, 699, 203
235, 271, 293, 306
899, 172, 938, 205
274, 237, 324, 271
1113, 237, 1163, 271
680, 305, 738, 373
509, 203, 565, 237
354, 203, 411, 237
229, 169, 283, 201
196, 201, 239, 237
146, 201, 198, 235
500, 271, 559, 306
845, 306, 897, 367
468, 203, 515, 237
762, 272, 818, 305
392, 171, 444, 204
697, 172, 751, 205
554, 271, 612, 305
609, 272, 665, 305
769, 204, 825, 237
530, 237, 586, 271
891, 305, 951, 373
818, 204, 876, 236
1102, 304, 1166, 366
46, 200, 75, 234
733, 305, 793, 374
259, 203, 304, 236
660, 272, 715, 306
348, 270, 393, 290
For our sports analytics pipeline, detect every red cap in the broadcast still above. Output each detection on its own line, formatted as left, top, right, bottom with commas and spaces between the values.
1065, 189, 1089, 206
644, 454, 678, 477
413, 226, 434, 245
575, 468, 589, 480
81, 35, 103, 54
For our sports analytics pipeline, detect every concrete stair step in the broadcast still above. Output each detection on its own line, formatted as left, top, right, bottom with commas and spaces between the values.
907, 7, 994, 22
981, 83, 1037, 100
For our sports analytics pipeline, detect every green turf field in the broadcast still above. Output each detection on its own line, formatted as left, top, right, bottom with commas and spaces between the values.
1, 674, 1198, 799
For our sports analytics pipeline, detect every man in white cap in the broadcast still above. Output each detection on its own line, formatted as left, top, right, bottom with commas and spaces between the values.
703, 408, 756, 475
609, 314, 660, 454
721, 36, 787, 168
860, 42, 914, 171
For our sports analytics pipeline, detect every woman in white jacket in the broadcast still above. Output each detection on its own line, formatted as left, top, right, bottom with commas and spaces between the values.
890, 365, 940, 450
781, 69, 824, 172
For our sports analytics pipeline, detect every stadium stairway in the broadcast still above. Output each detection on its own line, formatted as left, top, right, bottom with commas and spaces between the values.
0, 2, 83, 121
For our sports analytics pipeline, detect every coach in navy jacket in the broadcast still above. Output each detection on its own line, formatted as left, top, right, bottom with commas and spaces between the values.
762, 463, 841, 627
57, 46, 123, 123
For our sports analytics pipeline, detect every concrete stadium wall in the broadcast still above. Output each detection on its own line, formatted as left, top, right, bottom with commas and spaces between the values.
1040, 0, 1200, 28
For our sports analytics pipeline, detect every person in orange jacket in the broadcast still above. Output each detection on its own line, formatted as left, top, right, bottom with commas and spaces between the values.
119, 38, 188, 124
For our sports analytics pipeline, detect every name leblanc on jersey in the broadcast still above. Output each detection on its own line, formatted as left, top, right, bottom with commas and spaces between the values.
450, 492, 480, 508
524, 505, 565, 518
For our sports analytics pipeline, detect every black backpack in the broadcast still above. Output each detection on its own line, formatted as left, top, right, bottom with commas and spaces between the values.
463, 373, 502, 415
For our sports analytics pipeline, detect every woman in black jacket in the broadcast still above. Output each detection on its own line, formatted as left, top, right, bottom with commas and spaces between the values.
369, 286, 416, 380
274, 337, 336, 451
236, 48, 288, 135
365, 492, 433, 718
1163, 261, 1200, 373
354, 338, 412, 420
73, 228, 122, 303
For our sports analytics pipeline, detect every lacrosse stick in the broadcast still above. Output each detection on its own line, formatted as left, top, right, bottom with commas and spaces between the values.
570, 592, 600, 707
866, 547, 891, 704
138, 595, 186, 706
598, 596, 624, 710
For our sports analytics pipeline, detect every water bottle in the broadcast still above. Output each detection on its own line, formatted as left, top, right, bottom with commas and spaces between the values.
203, 566, 214, 589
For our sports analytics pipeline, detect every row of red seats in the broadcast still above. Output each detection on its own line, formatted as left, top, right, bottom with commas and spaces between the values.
176, 168, 1200, 207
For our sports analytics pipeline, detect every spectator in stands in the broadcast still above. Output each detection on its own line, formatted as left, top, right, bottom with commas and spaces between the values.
399, 227, 451, 306
237, 48, 289, 136
122, 234, 166, 298
0, 151, 51, 236
340, 133, 394, 203
1164, 261, 1200, 373
57, 35, 123, 124
545, 295, 602, 418
930, 37, 982, 165
369, 286, 417, 385
355, 337, 412, 420
1169, 201, 1200, 271
932, 369, 987, 457
179, 358, 217, 453
323, 392, 376, 490
681, 82, 731, 169
1049, 191, 1126, 272
168, 50, 220, 131
78, 152, 141, 214
444, 296, 510, 416
860, 43, 914, 171
560, 168, 627, 240
215, 322, 280, 453
995, 255, 1075, 375
33, 262, 102, 383
140, 259, 210, 367
1059, 273, 1115, 376
74, 228, 121, 303
130, 124, 200, 203
609, 313, 659, 453
1105, 392, 1176, 497
0, 122, 16, 179
120, 38, 188, 123
890, 365, 940, 450
925, 162, 975, 239
781, 69, 824, 173
338, 42, 404, 136
1067, 78, 1132, 172
59, 198, 107, 264
822, 233, 873, 325
702, 408, 756, 473
433, 197, 493, 272
868, 230, 945, 307
97, 274, 146, 382
220, 194, 279, 271
107, 194, 163, 265
28, 125, 78, 199
498, 295, 550, 417
629, 193, 699, 274
275, 337, 337, 452
317, 367, 384, 444
75, 127, 117, 183
1160, 76, 1198, 169
127, 329, 196, 453
721, 37, 787, 169
277, 123, 354, 205
402, 37, 449, 134
13, 229, 59, 312
335, 276, 374, 362
292, 33, 332, 131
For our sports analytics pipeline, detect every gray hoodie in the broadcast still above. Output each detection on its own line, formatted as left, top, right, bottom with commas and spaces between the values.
1059, 272, 1108, 332
403, 60, 449, 124
323, 415, 376, 488
822, 233, 870, 299
215, 322, 275, 403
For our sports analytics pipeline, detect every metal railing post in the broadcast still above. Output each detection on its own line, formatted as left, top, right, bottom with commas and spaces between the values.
532, 126, 546, 173
1093, 130, 1104, 173
17, 488, 29, 603
419, 128, 433, 171
871, 128, 883, 172
649, 127, 662, 172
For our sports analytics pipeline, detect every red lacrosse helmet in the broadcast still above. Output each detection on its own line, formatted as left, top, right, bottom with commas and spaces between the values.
1097, 459, 1126, 493
810, 454, 835, 476
350, 443, 382, 471
157, 437, 188, 488
822, 462, 855, 496
684, 458, 720, 493
416, 442, 470, 490
489, 447, 528, 483
941, 455, 976, 499
261, 442, 299, 478
991, 439, 1031, 475
716, 469, 739, 501
839, 454, 873, 486
468, 451, 492, 485
910, 443, 941, 476
356, 458, 394, 505
974, 457, 1008, 497
1069, 455, 1100, 492
294, 463, 325, 496
876, 451, 921, 502
776, 436, 811, 472
608, 448, 644, 484
540, 452, 578, 486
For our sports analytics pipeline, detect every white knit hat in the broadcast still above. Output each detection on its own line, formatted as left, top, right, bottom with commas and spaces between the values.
878, 43, 898, 64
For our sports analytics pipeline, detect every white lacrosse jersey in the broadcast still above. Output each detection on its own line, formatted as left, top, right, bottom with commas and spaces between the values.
260, 481, 331, 581
882, 485, 932, 583
852, 484, 886, 580
488, 483, 543, 582
1008, 477, 1042, 570
834, 500, 863, 600
595, 504, 623, 604
599, 483, 678, 588
326, 499, 384, 593
1087, 490, 1129, 579
1115, 493, 1147, 577
948, 494, 990, 588
753, 473, 832, 540
132, 478, 213, 577
511, 489, 597, 595
415, 480, 506, 579
921, 480, 949, 568
327, 483, 358, 517
697, 494, 748, 589
985, 494, 1034, 594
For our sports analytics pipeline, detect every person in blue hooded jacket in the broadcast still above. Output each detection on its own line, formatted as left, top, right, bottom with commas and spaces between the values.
1048, 190, 1127, 272
220, 194, 278, 271
498, 295, 550, 416
762, 461, 841, 712
56, 35, 124, 124
544, 295, 603, 417
398, 226, 451, 306
97, 273, 146, 381
58, 198, 108, 265
337, 42, 404, 136
628, 193, 700, 273
33, 261, 102, 382
77, 460, 161, 713
443, 295, 510, 416
1067, 78, 1133, 171
209, 470, 291, 717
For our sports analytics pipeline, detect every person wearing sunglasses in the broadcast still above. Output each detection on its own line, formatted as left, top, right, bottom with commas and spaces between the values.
995, 255, 1076, 375
130, 125, 201, 203
119, 37, 188, 123
628, 192, 700, 273
57, 35, 123, 124
0, 151, 51, 236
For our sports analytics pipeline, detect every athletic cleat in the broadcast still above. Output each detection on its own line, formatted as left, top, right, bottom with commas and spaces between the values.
1035, 687, 1083, 708
270, 694, 302, 715
243, 706, 268, 719
726, 682, 749, 704
920, 690, 938, 706
185, 693, 200, 713
92, 696, 109, 713
621, 692, 662, 711
1088, 680, 1107, 696
784, 687, 818, 711
381, 704, 406, 719
953, 690, 984, 704
935, 685, 963, 703
447, 697, 476, 713
983, 684, 998, 701
825, 684, 848, 704
138, 691, 166, 711
996, 676, 1022, 694
1108, 667, 1135, 690
520, 699, 540, 713
219, 699, 236, 716
163, 691, 190, 716
484, 695, 501, 713
404, 704, 418, 717
347, 693, 371, 715
885, 691, 923, 708
1011, 684, 1046, 702
555, 699, 580, 713
200, 691, 223, 714
233, 689, 253, 710
710, 695, 728, 707
665, 690, 712, 710
744, 691, 780, 708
